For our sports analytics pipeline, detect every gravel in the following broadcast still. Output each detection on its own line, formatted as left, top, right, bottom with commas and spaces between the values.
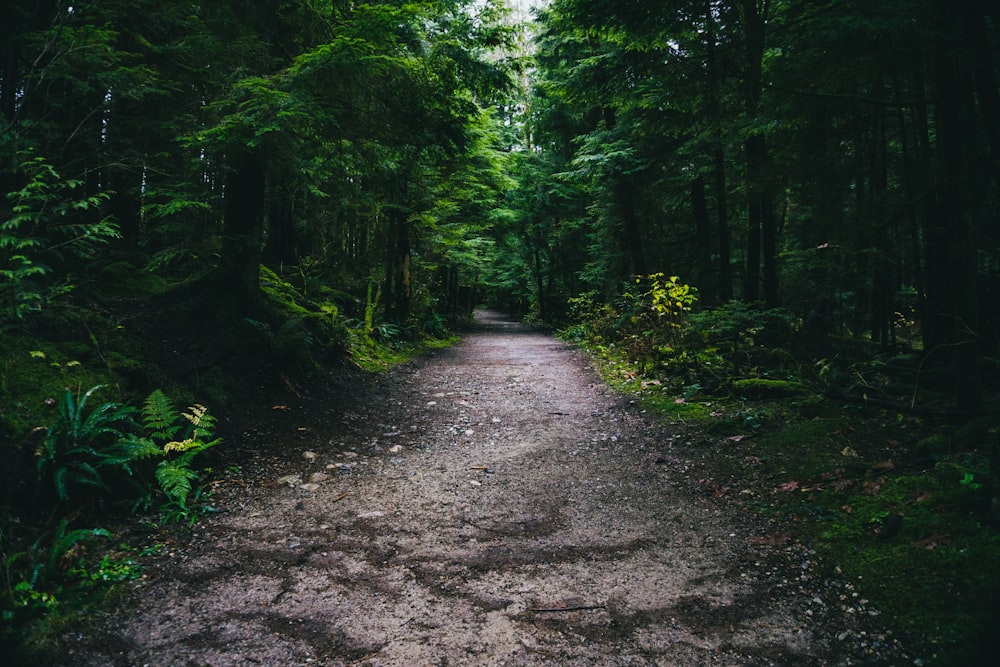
57, 311, 914, 666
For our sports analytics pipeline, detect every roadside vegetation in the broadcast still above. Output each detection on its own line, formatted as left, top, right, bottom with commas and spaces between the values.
0, 263, 458, 661
559, 276, 999, 666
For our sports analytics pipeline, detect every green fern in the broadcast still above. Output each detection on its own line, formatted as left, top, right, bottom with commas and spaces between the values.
98, 436, 163, 475
38, 385, 137, 503
155, 460, 199, 509
182, 403, 216, 441
141, 389, 180, 441
138, 392, 220, 514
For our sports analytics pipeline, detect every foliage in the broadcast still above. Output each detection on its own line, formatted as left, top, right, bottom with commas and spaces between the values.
32, 383, 219, 522
560, 275, 699, 373
685, 302, 795, 375
1, 517, 111, 621
132, 390, 221, 518
35, 386, 147, 505
0, 156, 118, 324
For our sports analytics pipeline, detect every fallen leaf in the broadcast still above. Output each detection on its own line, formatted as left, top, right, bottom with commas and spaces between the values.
861, 476, 887, 496
674, 398, 686, 404
872, 460, 894, 471
912, 534, 950, 550
726, 434, 748, 442
298, 483, 320, 492
831, 478, 855, 491
272, 405, 290, 411
779, 480, 800, 492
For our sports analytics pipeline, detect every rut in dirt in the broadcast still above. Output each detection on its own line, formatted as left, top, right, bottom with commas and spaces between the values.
65, 310, 829, 666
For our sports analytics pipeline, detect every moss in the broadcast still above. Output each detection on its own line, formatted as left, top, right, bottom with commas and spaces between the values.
916, 433, 950, 457
95, 261, 169, 299
731, 378, 808, 398
259, 265, 348, 361
347, 328, 458, 372
0, 337, 115, 436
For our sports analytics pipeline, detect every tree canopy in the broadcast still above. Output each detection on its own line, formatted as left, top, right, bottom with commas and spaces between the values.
485, 0, 1000, 414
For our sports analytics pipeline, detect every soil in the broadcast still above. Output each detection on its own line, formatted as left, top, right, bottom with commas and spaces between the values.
56, 311, 910, 666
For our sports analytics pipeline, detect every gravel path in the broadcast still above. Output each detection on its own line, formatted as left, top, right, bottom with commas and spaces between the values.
61, 310, 882, 666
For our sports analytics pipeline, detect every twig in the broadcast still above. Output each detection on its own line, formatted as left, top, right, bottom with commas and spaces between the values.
529, 605, 606, 613
333, 492, 349, 503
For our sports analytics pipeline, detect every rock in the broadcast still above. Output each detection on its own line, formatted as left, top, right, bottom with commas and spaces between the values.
277, 474, 302, 487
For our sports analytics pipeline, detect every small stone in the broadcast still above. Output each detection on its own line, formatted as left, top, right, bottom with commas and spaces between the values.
389, 444, 403, 454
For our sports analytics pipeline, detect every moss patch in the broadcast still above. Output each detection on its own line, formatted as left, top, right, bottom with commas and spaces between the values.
731, 377, 808, 398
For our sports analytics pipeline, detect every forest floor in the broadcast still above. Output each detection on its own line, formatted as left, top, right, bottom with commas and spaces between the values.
53, 310, 916, 666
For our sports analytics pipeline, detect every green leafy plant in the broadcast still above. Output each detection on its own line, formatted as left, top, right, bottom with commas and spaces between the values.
36, 385, 153, 504
1, 154, 119, 324
5, 518, 111, 616
132, 390, 221, 519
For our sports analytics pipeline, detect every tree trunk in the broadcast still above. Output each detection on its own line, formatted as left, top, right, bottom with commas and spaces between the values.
744, 134, 765, 303
933, 1, 982, 412
384, 211, 411, 324
221, 145, 267, 314
616, 179, 647, 277
691, 176, 713, 299
740, 1, 774, 305
705, 0, 732, 302
714, 145, 732, 302
263, 188, 297, 267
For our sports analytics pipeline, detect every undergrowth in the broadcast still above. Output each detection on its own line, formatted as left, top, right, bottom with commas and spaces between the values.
564, 284, 1000, 666
0, 258, 463, 662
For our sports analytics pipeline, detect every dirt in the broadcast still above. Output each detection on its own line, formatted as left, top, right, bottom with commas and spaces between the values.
56, 311, 909, 666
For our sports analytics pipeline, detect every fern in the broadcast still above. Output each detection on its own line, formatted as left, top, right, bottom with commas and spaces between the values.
155, 461, 199, 508
183, 404, 216, 440
39, 385, 136, 502
99, 436, 163, 475
141, 389, 180, 441
139, 392, 221, 514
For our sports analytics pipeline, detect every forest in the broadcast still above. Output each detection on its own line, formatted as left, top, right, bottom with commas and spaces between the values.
1, 0, 999, 663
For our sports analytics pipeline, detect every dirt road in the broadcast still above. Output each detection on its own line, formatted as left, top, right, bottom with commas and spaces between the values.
63, 311, 857, 666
